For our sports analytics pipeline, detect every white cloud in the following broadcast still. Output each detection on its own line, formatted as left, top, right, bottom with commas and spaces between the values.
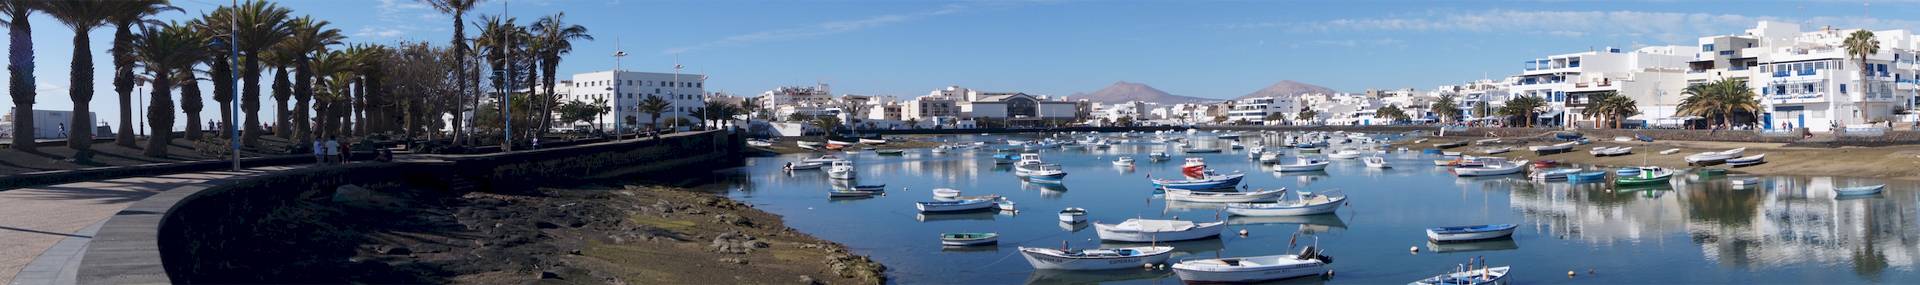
353, 26, 407, 39
662, 6, 965, 54
1235, 10, 1920, 44
1306, 38, 1405, 48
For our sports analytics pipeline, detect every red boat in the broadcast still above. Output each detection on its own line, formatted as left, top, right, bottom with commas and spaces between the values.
1532, 160, 1558, 168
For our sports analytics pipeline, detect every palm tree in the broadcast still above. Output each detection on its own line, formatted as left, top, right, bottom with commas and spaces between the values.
638, 95, 670, 131
1376, 105, 1408, 124
310, 50, 350, 138
1597, 94, 1640, 129
1843, 29, 1879, 124
264, 49, 290, 137
107, 0, 179, 147
1499, 96, 1547, 127
1430, 94, 1460, 124
278, 16, 340, 144
228, 0, 291, 147
131, 21, 203, 157
422, 0, 480, 145
344, 44, 389, 136
530, 12, 590, 137
1580, 91, 1617, 128
1680, 79, 1760, 129
41, 0, 116, 159
2, 0, 38, 151
192, 14, 235, 140
176, 67, 204, 140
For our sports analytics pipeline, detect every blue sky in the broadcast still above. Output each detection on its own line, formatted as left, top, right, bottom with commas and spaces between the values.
12, 0, 1920, 131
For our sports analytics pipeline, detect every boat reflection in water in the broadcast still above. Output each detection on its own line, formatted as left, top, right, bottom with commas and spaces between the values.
1058, 221, 1088, 232
1022, 182, 1068, 198
940, 243, 999, 253
1102, 237, 1226, 256
1229, 214, 1349, 234
1425, 238, 1520, 254
1021, 268, 1174, 284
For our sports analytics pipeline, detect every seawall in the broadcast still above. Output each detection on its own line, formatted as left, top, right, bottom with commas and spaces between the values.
75, 131, 745, 284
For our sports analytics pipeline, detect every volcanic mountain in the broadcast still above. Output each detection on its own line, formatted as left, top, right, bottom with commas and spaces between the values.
1068, 81, 1214, 104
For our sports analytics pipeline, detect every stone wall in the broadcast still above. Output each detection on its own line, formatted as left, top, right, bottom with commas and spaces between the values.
78, 130, 746, 284
862, 126, 1182, 135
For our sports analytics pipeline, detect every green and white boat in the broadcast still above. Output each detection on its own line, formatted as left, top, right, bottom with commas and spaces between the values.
1614, 166, 1673, 186
940, 232, 999, 246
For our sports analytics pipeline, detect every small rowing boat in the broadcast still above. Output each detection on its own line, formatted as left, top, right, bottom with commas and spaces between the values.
1426, 224, 1518, 242
916, 198, 997, 213
1615, 166, 1674, 186
1172, 247, 1333, 283
1094, 218, 1227, 242
1727, 153, 1766, 167
1018, 246, 1175, 271
1225, 192, 1347, 216
1058, 208, 1087, 223
939, 232, 998, 246
1566, 171, 1608, 183
1412, 265, 1510, 285
1163, 188, 1287, 203
1833, 184, 1886, 196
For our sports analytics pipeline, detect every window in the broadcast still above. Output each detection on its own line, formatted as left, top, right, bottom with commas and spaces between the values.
1702, 43, 1715, 51
1840, 84, 1847, 93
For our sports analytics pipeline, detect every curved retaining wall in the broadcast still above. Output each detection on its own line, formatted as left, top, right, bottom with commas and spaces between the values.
75, 131, 744, 284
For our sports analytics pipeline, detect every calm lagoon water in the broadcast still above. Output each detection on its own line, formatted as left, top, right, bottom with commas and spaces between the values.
689, 134, 1919, 284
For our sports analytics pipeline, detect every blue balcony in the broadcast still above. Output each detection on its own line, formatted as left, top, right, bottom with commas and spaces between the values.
1773, 70, 1791, 77
1797, 69, 1816, 76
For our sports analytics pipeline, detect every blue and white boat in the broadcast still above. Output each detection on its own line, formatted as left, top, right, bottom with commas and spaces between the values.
1528, 168, 1581, 181
992, 153, 1019, 164
1026, 164, 1068, 183
916, 198, 998, 213
1833, 184, 1885, 196
1151, 173, 1246, 190
1426, 224, 1518, 242
1613, 167, 1641, 176
1566, 171, 1608, 183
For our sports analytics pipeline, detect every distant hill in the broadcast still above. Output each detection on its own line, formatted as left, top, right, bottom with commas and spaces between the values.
1069, 81, 1214, 104
1236, 80, 1340, 100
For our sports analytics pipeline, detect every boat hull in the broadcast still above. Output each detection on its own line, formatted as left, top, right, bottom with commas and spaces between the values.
1165, 189, 1286, 203
941, 235, 998, 246
1427, 224, 1518, 242
1275, 162, 1330, 172
1153, 174, 1246, 190
1225, 199, 1345, 216
1019, 247, 1174, 271
1172, 259, 1327, 283
917, 200, 996, 213
1094, 222, 1226, 242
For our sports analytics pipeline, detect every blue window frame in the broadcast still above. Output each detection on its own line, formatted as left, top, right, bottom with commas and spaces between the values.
1702, 43, 1715, 51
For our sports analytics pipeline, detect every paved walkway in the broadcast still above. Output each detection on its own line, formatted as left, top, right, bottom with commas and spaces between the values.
0, 166, 299, 284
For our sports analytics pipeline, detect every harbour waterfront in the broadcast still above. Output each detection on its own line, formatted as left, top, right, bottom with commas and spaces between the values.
702, 133, 1920, 284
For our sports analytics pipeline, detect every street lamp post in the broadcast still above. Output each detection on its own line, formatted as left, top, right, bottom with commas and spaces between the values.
501, 0, 512, 152
229, 0, 241, 171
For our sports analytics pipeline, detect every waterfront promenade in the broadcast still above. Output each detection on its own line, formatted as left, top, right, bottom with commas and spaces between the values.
0, 166, 297, 284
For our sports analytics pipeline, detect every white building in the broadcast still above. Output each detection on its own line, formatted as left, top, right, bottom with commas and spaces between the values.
760, 84, 834, 115
568, 70, 707, 131
1740, 21, 1918, 131
1226, 96, 1301, 125
1508, 45, 1697, 127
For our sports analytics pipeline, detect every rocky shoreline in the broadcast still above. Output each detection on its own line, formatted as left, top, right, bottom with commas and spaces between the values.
1397, 135, 1920, 180
269, 183, 886, 284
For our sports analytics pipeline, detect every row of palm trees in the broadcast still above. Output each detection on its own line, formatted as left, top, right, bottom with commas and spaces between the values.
0, 0, 594, 159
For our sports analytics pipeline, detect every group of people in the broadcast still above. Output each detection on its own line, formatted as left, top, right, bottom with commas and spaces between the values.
313, 136, 351, 164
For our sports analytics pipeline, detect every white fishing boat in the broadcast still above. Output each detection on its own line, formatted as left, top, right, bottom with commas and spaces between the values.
1058, 208, 1087, 223
1172, 248, 1333, 283
1452, 160, 1528, 177
1259, 152, 1284, 164
932, 188, 962, 199
1013, 153, 1045, 177
1833, 184, 1886, 196
1426, 224, 1518, 242
1148, 152, 1171, 161
1275, 157, 1331, 172
1163, 188, 1288, 203
827, 160, 856, 179
1726, 153, 1766, 167
1412, 265, 1510, 285
1441, 151, 1462, 156
1094, 218, 1227, 242
1326, 150, 1363, 159
1659, 148, 1682, 155
859, 138, 888, 145
1018, 246, 1175, 271
1225, 192, 1347, 216
998, 200, 1018, 211
1472, 138, 1501, 145
1112, 156, 1135, 166
786, 161, 825, 170
802, 155, 842, 164
1526, 142, 1576, 154
1589, 146, 1632, 157
827, 140, 856, 146
1480, 147, 1511, 155
1363, 156, 1390, 168
1685, 147, 1746, 165
939, 232, 998, 246
916, 198, 997, 212
747, 140, 774, 147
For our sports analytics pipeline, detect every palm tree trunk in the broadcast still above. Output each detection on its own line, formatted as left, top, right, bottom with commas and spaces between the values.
181, 77, 203, 140
7, 9, 34, 152
144, 71, 173, 158
211, 53, 232, 139
350, 76, 363, 136
293, 57, 312, 144
66, 31, 94, 160
112, 23, 135, 148
450, 11, 466, 147
242, 53, 262, 147
1860, 56, 1871, 124
273, 65, 290, 138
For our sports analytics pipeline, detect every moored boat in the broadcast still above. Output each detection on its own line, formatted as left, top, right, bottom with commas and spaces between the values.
875, 149, 905, 155
1151, 173, 1247, 190
1018, 246, 1175, 271
1685, 147, 1746, 165
1363, 156, 1391, 168
1275, 157, 1331, 172
1171, 248, 1333, 283
1527, 142, 1576, 155
1058, 207, 1087, 223
916, 198, 998, 213
859, 138, 888, 145
1163, 188, 1287, 203
1112, 156, 1135, 166
1426, 224, 1518, 242
1225, 192, 1347, 216
1327, 150, 1363, 159
1834, 184, 1886, 196
1453, 160, 1528, 177
1411, 265, 1510, 285
828, 160, 856, 180
1480, 147, 1511, 155
1727, 153, 1766, 167
829, 190, 882, 198
932, 188, 963, 199
1529, 168, 1581, 181
787, 161, 826, 170
1094, 218, 1226, 242
939, 232, 998, 246
1614, 166, 1674, 186
1566, 171, 1608, 183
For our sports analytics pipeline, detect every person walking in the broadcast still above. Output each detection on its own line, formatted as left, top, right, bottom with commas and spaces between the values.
312, 139, 325, 164
324, 136, 340, 164
339, 139, 353, 164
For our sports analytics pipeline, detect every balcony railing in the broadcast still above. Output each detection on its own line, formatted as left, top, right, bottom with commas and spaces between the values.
1773, 70, 1790, 77
1797, 69, 1816, 76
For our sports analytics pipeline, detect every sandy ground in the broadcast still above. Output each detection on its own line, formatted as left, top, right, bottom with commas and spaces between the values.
1397, 136, 1920, 180
234, 184, 885, 284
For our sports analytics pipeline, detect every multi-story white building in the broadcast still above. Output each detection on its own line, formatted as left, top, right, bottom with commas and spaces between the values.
1226, 96, 1301, 124
760, 84, 834, 114
1740, 21, 1918, 131
568, 70, 707, 131
1507, 45, 1697, 127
